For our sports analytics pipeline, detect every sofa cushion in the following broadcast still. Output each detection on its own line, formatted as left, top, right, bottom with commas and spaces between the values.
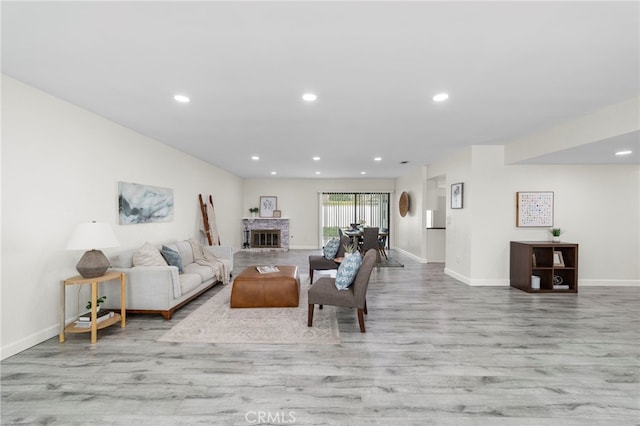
335, 252, 362, 290
179, 273, 202, 295
109, 253, 132, 268
323, 238, 341, 260
161, 245, 184, 273
133, 242, 167, 267
183, 262, 215, 282
175, 240, 194, 265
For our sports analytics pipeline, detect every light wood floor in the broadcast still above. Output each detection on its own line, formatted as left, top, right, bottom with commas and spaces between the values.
2, 250, 639, 425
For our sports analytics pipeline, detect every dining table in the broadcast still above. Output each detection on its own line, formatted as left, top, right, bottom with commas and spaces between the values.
342, 228, 388, 249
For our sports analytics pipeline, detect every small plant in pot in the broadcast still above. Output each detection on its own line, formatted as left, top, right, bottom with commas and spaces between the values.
86, 296, 107, 311
343, 242, 358, 256
550, 228, 563, 242
249, 207, 259, 217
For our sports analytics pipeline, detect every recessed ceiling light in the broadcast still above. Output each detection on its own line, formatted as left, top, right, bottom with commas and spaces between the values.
374, 157, 382, 162
315, 171, 321, 175
270, 171, 277, 175
302, 93, 317, 102
313, 156, 321, 161
251, 156, 260, 160
360, 171, 367, 175
174, 94, 190, 103
616, 150, 633, 156
432, 93, 449, 102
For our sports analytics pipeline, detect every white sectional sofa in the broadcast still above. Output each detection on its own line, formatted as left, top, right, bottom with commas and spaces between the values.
102, 240, 233, 320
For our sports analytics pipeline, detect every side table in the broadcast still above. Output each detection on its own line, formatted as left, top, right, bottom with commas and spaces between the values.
59, 271, 126, 344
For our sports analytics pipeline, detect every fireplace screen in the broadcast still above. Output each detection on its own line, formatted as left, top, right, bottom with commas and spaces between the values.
251, 230, 281, 248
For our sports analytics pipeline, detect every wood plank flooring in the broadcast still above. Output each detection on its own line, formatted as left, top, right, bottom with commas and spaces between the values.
2, 249, 639, 425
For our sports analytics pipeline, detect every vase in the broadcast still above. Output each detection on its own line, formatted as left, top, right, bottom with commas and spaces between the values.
552, 236, 560, 242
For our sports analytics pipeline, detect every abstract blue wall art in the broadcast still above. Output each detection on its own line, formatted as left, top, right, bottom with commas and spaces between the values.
118, 182, 174, 224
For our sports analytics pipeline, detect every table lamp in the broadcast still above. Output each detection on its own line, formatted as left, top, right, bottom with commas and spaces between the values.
66, 221, 120, 278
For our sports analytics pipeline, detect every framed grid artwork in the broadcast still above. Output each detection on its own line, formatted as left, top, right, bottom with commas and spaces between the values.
516, 191, 554, 227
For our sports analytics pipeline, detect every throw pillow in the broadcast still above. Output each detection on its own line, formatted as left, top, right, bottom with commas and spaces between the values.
323, 238, 341, 260
335, 252, 362, 291
161, 245, 184, 273
132, 242, 167, 267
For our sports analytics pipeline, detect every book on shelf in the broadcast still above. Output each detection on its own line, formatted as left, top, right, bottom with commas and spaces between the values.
553, 284, 570, 290
77, 309, 112, 322
256, 265, 279, 274
75, 311, 115, 327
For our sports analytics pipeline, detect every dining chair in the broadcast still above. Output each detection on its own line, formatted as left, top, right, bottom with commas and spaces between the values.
361, 227, 379, 252
307, 249, 377, 333
377, 232, 388, 259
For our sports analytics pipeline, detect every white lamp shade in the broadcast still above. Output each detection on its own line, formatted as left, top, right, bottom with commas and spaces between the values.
66, 222, 120, 250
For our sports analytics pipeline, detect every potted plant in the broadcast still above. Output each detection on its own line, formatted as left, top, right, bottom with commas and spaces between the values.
86, 296, 107, 311
343, 242, 357, 257
249, 207, 259, 217
550, 228, 563, 242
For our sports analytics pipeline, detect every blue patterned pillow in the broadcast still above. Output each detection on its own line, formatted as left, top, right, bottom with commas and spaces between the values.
335, 253, 362, 290
161, 245, 184, 273
323, 238, 341, 260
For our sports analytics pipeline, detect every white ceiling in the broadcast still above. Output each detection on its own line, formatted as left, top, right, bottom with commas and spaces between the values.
2, 1, 639, 178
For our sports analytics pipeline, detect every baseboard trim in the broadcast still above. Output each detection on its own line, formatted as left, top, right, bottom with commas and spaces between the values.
444, 269, 509, 286
443, 269, 640, 287
579, 279, 640, 287
444, 268, 470, 285
394, 248, 427, 263
1, 324, 58, 361
468, 278, 510, 286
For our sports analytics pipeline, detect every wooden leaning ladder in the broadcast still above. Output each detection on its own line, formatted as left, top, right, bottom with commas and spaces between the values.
198, 194, 220, 246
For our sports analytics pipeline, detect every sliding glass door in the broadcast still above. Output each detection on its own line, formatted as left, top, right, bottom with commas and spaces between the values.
320, 192, 390, 246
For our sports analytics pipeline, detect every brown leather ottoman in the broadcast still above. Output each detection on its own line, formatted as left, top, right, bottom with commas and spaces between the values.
230, 265, 300, 308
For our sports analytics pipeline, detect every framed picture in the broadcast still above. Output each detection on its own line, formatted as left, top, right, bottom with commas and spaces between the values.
553, 251, 565, 267
259, 196, 277, 217
272, 210, 282, 218
451, 183, 463, 209
118, 181, 174, 224
516, 191, 554, 227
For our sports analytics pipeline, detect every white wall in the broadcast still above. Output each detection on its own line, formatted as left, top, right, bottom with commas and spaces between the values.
433, 144, 639, 286
243, 178, 395, 249
394, 167, 427, 261
428, 147, 474, 279
1, 75, 244, 359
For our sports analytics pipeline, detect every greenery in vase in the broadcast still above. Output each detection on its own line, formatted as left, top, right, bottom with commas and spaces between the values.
343, 242, 357, 254
550, 228, 563, 237
86, 296, 107, 310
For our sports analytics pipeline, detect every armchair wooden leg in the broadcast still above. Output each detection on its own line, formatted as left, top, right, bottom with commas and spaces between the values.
357, 308, 366, 333
364, 300, 368, 315
308, 304, 314, 327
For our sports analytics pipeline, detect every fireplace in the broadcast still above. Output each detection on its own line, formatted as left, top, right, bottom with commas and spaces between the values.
251, 230, 281, 248
242, 218, 289, 251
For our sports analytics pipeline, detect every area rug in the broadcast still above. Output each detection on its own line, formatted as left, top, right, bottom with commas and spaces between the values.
378, 257, 404, 267
158, 275, 341, 344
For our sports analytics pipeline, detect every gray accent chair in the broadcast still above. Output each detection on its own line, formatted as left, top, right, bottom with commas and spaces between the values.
307, 249, 377, 333
308, 235, 351, 283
